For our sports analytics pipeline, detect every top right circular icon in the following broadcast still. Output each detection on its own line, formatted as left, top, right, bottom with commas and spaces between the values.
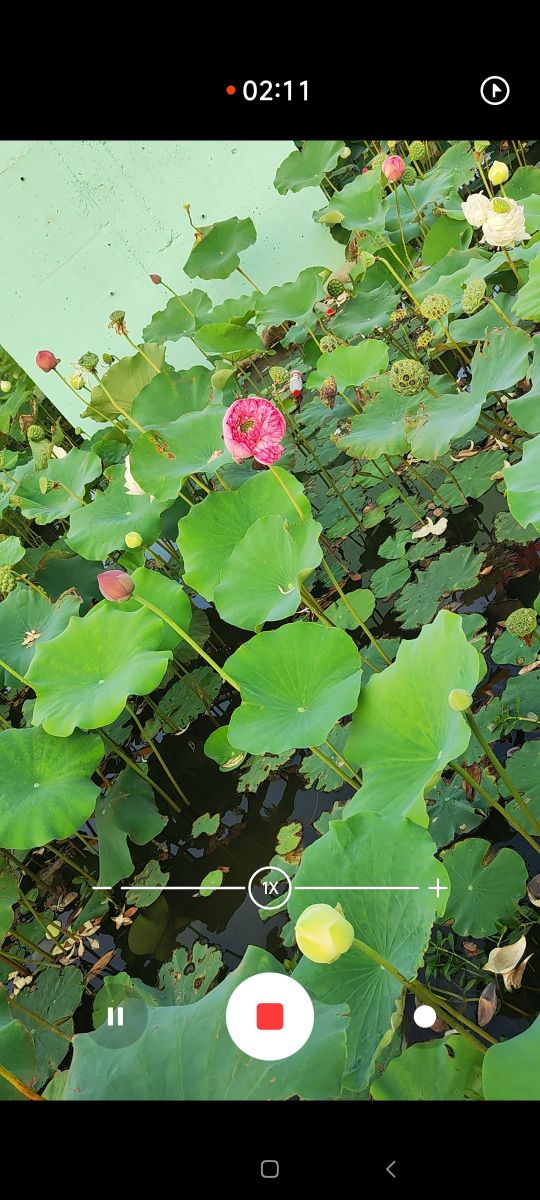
480, 76, 510, 105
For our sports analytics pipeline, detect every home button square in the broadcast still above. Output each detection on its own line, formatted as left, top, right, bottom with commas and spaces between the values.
261, 1160, 279, 1179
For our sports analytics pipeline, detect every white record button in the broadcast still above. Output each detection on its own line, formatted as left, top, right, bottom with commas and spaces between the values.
226, 971, 314, 1061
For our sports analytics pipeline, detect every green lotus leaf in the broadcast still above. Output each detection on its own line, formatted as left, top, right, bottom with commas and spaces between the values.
142, 289, 212, 343
491, 627, 538, 667
193, 322, 263, 361
314, 339, 388, 392
132, 367, 213, 430
129, 408, 230, 502
0, 869, 18, 947
437, 450, 506, 506
370, 558, 411, 598
274, 140, 345, 194
0, 988, 36, 1101
449, 292, 515, 344
411, 247, 503, 312
0, 726, 103, 850
330, 283, 397, 340
112, 566, 191, 651
15, 448, 102, 525
338, 385, 411, 459
226, 622, 362, 754
214, 514, 323, 630
427, 776, 488, 849
203, 294, 256, 326
67, 466, 167, 559
290, 811, 448, 1091
345, 611, 483, 825
395, 545, 485, 629
147, 666, 221, 732
468, 327, 532, 407
508, 333, 540, 433
126, 859, 170, 907
183, 217, 257, 280
191, 812, 220, 838
0, 536, 25, 567
0, 379, 29, 435
178, 467, 311, 601
513, 253, 540, 322
505, 741, 540, 827
28, 605, 170, 737
406, 392, 483, 460
255, 267, 326, 325
422, 215, 472, 266
325, 586, 375, 630
313, 169, 385, 232
17, 966, 84, 1088
84, 346, 166, 423
203, 725, 246, 771
0, 586, 81, 687
483, 1015, 540, 1100
371, 1034, 483, 1100
95, 767, 167, 888
440, 837, 527, 938
504, 433, 540, 531
64, 945, 348, 1099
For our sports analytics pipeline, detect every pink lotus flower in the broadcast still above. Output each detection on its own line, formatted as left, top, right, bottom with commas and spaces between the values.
222, 396, 286, 466
382, 155, 406, 183
97, 570, 135, 602
36, 350, 59, 372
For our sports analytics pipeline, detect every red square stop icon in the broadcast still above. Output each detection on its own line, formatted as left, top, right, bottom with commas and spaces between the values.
256, 1002, 284, 1030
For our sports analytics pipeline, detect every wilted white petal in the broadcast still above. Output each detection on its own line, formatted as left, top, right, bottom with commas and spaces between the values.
124, 454, 145, 497
484, 935, 527, 976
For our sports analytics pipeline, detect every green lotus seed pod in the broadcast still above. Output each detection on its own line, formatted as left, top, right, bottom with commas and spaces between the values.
401, 165, 417, 185
390, 307, 407, 325
78, 351, 99, 371
0, 380, 11, 393
109, 310, 126, 325
27, 424, 45, 442
320, 376, 337, 408
506, 608, 537, 640
408, 140, 425, 161
448, 688, 473, 711
415, 329, 433, 349
420, 293, 451, 321
326, 278, 347, 299
102, 352, 114, 365
462, 278, 487, 315
389, 358, 429, 397
491, 197, 511, 214
0, 534, 7, 542
319, 335, 340, 353
269, 366, 289, 385
0, 568, 16, 595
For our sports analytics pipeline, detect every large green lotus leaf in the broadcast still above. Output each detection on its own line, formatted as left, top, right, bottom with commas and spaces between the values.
313, 169, 385, 232
370, 558, 411, 599
193, 321, 263, 361
274, 140, 345, 194
214, 514, 323, 631
371, 1034, 483, 1100
28, 606, 170, 737
0, 536, 25, 567
338, 386, 411, 460
64, 945, 348, 1100
404, 143, 476, 213
0, 726, 103, 849
468, 327, 532, 408
0, 870, 18, 947
505, 165, 540, 200
437, 450, 506, 507
84, 346, 166, 423
142, 289, 212, 343
95, 768, 167, 887
325, 587, 375, 630
427, 776, 488, 849
313, 340, 388, 392
450, 291, 516, 344
132, 367, 212, 429
483, 1015, 540, 1100
255, 267, 325, 325
17, 966, 84, 1088
502, 741, 540, 829
406, 391, 483, 460
178, 467, 311, 601
202, 294, 256, 326
410, 248, 504, 311
0, 988, 36, 1101
67, 467, 167, 558
513, 253, 540, 322
422, 215, 472, 266
330, 283, 397, 340
504, 434, 540, 530
508, 333, 540, 433
395, 545, 485, 630
441, 838, 527, 938
226, 623, 362, 754
15, 448, 102, 525
115, 566, 191, 651
183, 217, 256, 281
0, 586, 81, 687
290, 812, 449, 1092
129, 408, 230, 502
345, 611, 483, 825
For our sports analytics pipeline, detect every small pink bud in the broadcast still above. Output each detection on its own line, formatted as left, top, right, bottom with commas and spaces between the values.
36, 350, 59, 373
97, 570, 135, 602
382, 155, 406, 183
362, 167, 369, 174
150, 274, 162, 284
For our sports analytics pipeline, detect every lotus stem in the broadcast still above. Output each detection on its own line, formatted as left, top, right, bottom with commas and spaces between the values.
436, 460, 469, 506
464, 710, 540, 836
320, 555, 392, 665
502, 249, 524, 287
125, 700, 187, 809
10, 996, 72, 1043
100, 731, 184, 812
451, 760, 540, 852
0, 1062, 45, 1101
308, 744, 357, 789
122, 333, 161, 374
0, 658, 29, 689
485, 295, 518, 330
324, 737, 362, 786
131, 594, 238, 690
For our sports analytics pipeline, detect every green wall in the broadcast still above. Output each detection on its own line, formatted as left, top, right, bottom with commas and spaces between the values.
0, 141, 342, 428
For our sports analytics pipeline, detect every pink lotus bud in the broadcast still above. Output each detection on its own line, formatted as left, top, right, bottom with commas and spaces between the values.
150, 274, 162, 284
382, 155, 406, 183
35, 350, 59, 373
97, 570, 135, 602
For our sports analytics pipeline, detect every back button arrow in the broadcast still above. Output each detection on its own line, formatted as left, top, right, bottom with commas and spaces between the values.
386, 1161, 397, 1179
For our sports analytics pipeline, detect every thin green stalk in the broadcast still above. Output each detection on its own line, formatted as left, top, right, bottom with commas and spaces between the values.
376, 457, 424, 521
451, 760, 540, 853
324, 738, 362, 786
236, 266, 262, 293
309, 744, 357, 789
125, 701, 186, 810
502, 248, 524, 287
100, 731, 183, 811
0, 658, 29, 689
46, 845, 97, 888
401, 182, 429, 233
10, 997, 72, 1042
406, 462, 449, 509
0, 1062, 44, 1100
436, 460, 469, 506
132, 594, 238, 689
464, 710, 540, 836
122, 333, 161, 373
485, 295, 518, 330
321, 555, 392, 665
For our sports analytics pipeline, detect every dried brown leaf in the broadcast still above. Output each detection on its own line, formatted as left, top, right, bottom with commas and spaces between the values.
478, 980, 497, 1027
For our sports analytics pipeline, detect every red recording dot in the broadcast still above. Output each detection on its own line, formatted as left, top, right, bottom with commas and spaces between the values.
226, 84, 236, 96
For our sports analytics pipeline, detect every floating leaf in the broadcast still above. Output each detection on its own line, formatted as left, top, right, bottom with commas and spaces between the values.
192, 812, 220, 838
371, 1034, 483, 1100
427, 777, 488, 849
394, 545, 485, 629
95, 768, 167, 888
199, 869, 223, 897
441, 838, 527, 937
0, 987, 36, 1102
28, 605, 170, 737
183, 217, 257, 281
17, 966, 84, 1088
214, 514, 323, 630
324, 587, 375, 630
126, 860, 170, 907
0, 726, 102, 849
0, 586, 81, 687
338, 386, 410, 460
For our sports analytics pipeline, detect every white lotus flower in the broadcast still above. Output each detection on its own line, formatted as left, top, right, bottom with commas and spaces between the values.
124, 454, 145, 496
481, 198, 529, 248
461, 193, 491, 228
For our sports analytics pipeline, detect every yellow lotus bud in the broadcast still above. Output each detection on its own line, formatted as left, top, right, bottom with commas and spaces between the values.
295, 903, 354, 964
448, 689, 473, 711
125, 531, 143, 549
488, 160, 509, 186
319, 210, 344, 225
339, 146, 352, 159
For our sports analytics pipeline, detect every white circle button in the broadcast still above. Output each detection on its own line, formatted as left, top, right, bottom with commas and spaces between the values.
480, 76, 510, 105
413, 1003, 437, 1029
226, 971, 314, 1061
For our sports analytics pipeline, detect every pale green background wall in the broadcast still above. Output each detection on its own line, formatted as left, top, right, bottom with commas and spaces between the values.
0, 141, 342, 428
